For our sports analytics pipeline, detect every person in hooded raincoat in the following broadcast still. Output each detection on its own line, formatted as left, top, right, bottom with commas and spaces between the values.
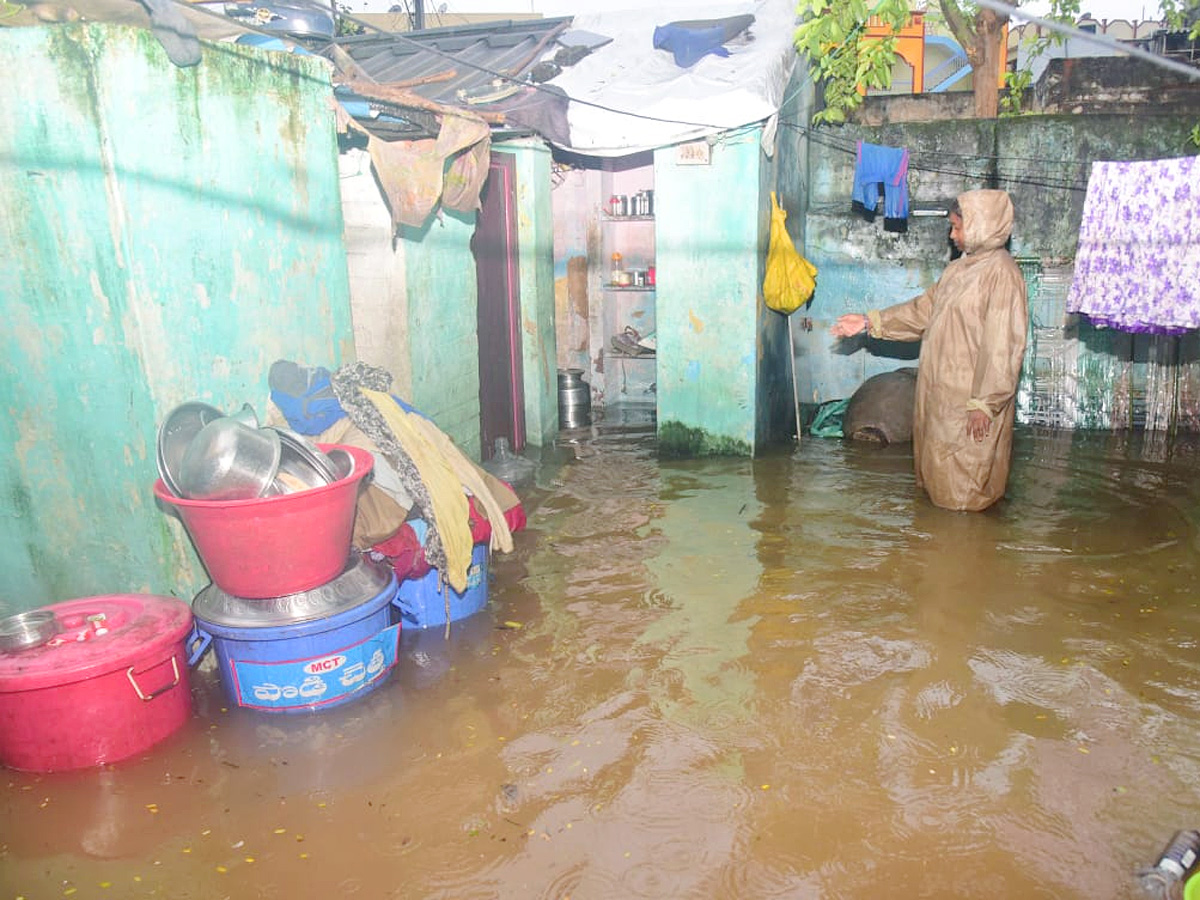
831, 189, 1028, 512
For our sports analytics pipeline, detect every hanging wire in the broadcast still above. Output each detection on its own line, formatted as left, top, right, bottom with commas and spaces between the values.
791, 123, 1092, 193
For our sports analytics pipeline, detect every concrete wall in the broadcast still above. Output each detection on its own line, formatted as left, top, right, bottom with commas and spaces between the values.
550, 166, 595, 378
762, 67, 818, 443
0, 25, 353, 612
496, 138, 559, 448
399, 209, 481, 456
789, 109, 1199, 430
654, 127, 765, 456
340, 147, 413, 399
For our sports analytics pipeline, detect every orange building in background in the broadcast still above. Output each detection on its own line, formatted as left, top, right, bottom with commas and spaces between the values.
865, 10, 927, 93
862, 10, 1008, 94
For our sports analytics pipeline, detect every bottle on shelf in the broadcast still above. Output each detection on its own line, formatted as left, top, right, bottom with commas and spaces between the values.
611, 251, 623, 284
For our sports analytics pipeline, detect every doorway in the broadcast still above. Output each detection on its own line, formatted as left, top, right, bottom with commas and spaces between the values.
473, 152, 525, 459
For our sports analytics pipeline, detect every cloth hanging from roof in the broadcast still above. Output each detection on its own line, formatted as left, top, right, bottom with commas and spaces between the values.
852, 140, 910, 234
483, 84, 572, 148
1066, 156, 1200, 334
366, 113, 492, 230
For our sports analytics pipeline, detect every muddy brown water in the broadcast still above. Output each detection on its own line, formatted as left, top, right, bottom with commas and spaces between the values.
4, 426, 1200, 899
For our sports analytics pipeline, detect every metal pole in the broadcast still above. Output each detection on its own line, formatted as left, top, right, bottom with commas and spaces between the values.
413, 0, 424, 30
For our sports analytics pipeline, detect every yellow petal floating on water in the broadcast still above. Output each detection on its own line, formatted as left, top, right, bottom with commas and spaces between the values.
216, 866, 227, 874
760, 784, 770, 790
99, 882, 111, 889
1078, 746, 1090, 754
502, 621, 523, 630
245, 857, 255, 864
274, 828, 287, 835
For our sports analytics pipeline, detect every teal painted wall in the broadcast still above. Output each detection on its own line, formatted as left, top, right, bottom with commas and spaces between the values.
654, 129, 764, 456
496, 139, 559, 448
401, 210, 482, 458
0, 25, 353, 613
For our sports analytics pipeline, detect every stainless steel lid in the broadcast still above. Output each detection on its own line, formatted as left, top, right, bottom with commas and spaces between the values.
192, 553, 393, 627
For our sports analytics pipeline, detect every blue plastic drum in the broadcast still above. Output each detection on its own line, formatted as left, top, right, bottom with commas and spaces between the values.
189, 556, 400, 713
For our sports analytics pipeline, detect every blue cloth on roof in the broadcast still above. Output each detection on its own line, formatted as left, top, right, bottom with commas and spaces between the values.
652, 15, 754, 68
852, 140, 910, 233
652, 22, 732, 67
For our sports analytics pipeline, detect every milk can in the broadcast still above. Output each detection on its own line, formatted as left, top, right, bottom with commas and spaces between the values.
557, 369, 592, 430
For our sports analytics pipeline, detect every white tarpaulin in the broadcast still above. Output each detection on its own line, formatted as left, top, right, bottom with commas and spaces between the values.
545, 0, 798, 156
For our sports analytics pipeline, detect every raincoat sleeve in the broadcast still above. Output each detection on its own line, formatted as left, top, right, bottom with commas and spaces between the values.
966, 263, 1028, 418
867, 283, 938, 341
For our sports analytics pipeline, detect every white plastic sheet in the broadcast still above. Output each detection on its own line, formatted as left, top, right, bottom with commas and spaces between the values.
546, 0, 798, 155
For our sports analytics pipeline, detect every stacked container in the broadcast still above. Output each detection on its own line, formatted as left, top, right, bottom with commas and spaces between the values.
157, 443, 403, 714
188, 553, 401, 713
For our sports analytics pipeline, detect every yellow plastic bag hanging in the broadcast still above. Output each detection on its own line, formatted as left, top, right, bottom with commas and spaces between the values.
763, 191, 818, 315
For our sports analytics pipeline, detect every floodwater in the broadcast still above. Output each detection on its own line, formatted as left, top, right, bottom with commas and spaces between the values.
4, 422, 1200, 900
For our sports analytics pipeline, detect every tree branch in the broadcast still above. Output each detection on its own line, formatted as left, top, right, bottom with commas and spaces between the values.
939, 0, 978, 60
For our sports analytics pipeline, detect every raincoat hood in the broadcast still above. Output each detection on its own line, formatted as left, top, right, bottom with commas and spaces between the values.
958, 189, 1014, 254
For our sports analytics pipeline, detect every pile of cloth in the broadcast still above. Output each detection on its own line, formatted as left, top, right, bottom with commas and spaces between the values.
268, 360, 525, 593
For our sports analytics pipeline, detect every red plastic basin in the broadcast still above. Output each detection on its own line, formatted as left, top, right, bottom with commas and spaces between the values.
154, 443, 373, 599
0, 595, 194, 772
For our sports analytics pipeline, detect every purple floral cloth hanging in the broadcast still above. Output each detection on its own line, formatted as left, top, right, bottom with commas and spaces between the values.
1066, 155, 1200, 334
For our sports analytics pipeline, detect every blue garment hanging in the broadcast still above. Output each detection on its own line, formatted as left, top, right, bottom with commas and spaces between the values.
852, 140, 911, 233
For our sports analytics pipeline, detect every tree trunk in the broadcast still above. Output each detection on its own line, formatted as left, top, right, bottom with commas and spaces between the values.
972, 7, 1007, 118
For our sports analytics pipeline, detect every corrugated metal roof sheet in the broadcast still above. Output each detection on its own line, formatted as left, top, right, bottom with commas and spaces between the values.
334, 17, 573, 110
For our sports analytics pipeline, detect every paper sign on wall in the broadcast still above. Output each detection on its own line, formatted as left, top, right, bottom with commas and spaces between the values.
675, 141, 711, 166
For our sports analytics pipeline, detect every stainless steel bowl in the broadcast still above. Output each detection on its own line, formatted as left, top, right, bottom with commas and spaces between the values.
0, 610, 60, 653
157, 401, 224, 496
178, 417, 282, 500
157, 402, 259, 497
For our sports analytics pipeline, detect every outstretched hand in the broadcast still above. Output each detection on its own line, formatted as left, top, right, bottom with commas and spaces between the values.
967, 409, 991, 442
831, 314, 869, 338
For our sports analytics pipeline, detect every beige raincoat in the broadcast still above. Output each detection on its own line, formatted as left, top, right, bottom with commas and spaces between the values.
866, 190, 1028, 511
